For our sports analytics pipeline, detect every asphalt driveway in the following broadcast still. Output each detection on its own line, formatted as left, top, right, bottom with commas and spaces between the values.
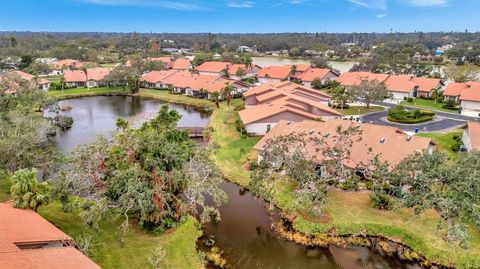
360, 110, 466, 132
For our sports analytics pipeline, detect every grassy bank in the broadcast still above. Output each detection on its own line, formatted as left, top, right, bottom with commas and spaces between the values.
208, 100, 480, 268
209, 99, 260, 186
0, 176, 205, 269
47, 87, 129, 99
335, 105, 384, 116
417, 130, 463, 159
139, 89, 215, 110
400, 99, 459, 113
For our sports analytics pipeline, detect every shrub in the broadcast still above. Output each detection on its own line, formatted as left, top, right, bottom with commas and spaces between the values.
248, 161, 258, 171
370, 192, 392, 210
443, 99, 457, 109
406, 97, 414, 102
436, 97, 444, 103
387, 105, 434, 124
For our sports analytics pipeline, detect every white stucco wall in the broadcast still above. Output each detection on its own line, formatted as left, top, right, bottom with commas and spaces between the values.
461, 101, 480, 117
390, 91, 410, 101
245, 122, 277, 136
462, 129, 472, 152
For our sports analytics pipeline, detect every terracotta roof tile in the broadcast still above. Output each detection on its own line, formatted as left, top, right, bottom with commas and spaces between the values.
297, 68, 336, 82
257, 66, 291, 79
86, 67, 111, 81
196, 62, 231, 73
171, 59, 191, 70
337, 72, 390, 87
444, 81, 480, 102
64, 70, 87, 83
467, 121, 480, 151
254, 120, 434, 168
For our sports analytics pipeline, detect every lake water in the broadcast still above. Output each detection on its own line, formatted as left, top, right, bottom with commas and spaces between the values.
55, 95, 210, 152
55, 95, 421, 269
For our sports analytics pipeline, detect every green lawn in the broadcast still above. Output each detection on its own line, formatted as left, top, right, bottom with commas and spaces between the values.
139, 89, 215, 110
335, 105, 384, 116
0, 175, 205, 269
417, 130, 463, 159
209, 99, 260, 186
291, 189, 480, 269
47, 87, 129, 99
400, 99, 459, 113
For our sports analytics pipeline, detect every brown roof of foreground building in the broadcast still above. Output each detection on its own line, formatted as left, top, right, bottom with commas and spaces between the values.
11, 70, 50, 85
64, 70, 87, 83
257, 65, 291, 79
0, 202, 100, 269
244, 81, 331, 102
196, 61, 231, 73
254, 120, 435, 168
444, 81, 480, 102
141, 70, 180, 84
337, 72, 390, 86
239, 96, 341, 125
466, 121, 480, 151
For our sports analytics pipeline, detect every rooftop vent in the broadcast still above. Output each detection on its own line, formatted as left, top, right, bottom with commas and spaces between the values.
406, 135, 412, 141
286, 121, 292, 125
379, 138, 386, 144
309, 130, 315, 135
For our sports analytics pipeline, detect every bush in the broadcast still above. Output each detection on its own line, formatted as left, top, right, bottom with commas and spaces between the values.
442, 99, 457, 110
436, 97, 444, 103
406, 97, 414, 103
370, 192, 392, 210
248, 161, 258, 171
387, 105, 434, 124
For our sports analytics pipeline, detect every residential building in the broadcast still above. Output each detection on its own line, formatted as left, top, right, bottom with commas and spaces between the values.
227, 64, 262, 80
337, 72, 442, 101
254, 120, 436, 168
244, 81, 331, 108
51, 59, 82, 75
141, 69, 180, 89
294, 68, 339, 87
11, 70, 50, 91
0, 202, 100, 269
196, 61, 231, 76
86, 67, 111, 88
171, 58, 192, 70
462, 121, 480, 152
237, 46, 253, 53
64, 70, 87, 88
256, 65, 292, 83
444, 81, 480, 117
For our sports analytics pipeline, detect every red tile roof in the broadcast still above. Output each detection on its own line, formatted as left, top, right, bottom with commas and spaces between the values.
466, 121, 480, 151
444, 81, 480, 102
11, 70, 50, 85
53, 59, 82, 69
0, 203, 100, 269
196, 62, 231, 73
0, 247, 100, 269
171, 59, 191, 70
337, 72, 390, 87
297, 68, 337, 82
64, 70, 87, 83
411, 77, 442, 92
141, 70, 179, 84
86, 67, 111, 81
254, 120, 435, 168
257, 65, 291, 79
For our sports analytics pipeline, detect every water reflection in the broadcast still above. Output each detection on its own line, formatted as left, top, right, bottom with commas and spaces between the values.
55, 95, 210, 152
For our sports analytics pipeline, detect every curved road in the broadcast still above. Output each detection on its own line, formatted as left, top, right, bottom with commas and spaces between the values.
359, 102, 480, 132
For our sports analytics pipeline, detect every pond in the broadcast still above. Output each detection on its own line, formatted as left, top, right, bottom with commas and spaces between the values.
55, 95, 421, 269
55, 95, 210, 152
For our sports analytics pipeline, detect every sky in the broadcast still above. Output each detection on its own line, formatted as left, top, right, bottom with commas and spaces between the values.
0, 0, 479, 33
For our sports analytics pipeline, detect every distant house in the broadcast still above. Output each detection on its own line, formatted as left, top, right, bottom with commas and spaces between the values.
444, 81, 480, 117
171, 58, 192, 70
0, 202, 100, 269
85, 67, 111, 88
196, 62, 231, 76
141, 70, 180, 89
254, 120, 436, 168
295, 68, 338, 88
50, 59, 82, 75
227, 64, 262, 80
337, 72, 442, 101
463, 121, 480, 152
64, 70, 87, 88
256, 66, 292, 84
237, 46, 253, 53
11, 70, 50, 91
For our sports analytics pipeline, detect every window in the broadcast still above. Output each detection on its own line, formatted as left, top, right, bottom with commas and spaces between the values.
266, 124, 271, 133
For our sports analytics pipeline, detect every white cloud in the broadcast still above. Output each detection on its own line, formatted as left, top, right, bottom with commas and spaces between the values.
405, 0, 448, 7
347, 0, 387, 9
377, 13, 388, 18
77, 0, 207, 11
227, 1, 254, 8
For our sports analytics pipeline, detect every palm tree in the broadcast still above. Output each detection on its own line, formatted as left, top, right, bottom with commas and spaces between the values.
331, 87, 351, 110
210, 92, 220, 108
221, 84, 234, 106
10, 168, 50, 212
